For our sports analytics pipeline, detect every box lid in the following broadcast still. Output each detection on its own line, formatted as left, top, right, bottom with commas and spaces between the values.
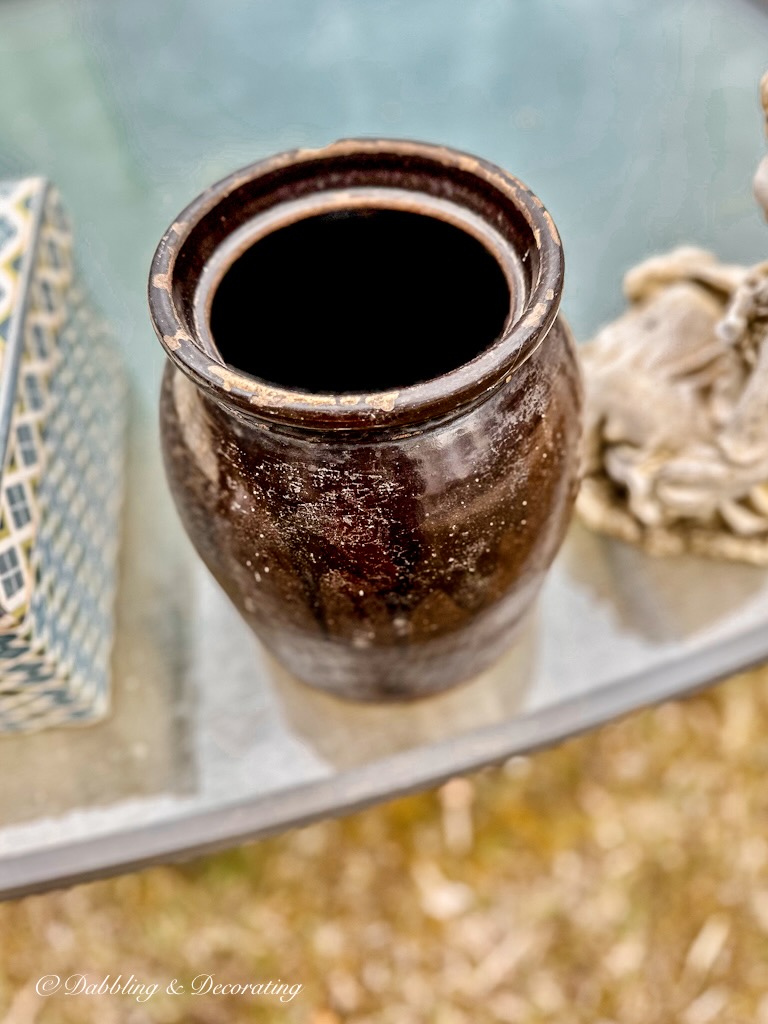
0, 178, 61, 626
0, 179, 48, 476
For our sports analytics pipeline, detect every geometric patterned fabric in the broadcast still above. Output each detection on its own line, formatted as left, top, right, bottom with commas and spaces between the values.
0, 179, 125, 731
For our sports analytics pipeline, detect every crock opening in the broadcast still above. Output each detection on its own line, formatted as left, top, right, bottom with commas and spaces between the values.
209, 207, 511, 394
149, 139, 563, 430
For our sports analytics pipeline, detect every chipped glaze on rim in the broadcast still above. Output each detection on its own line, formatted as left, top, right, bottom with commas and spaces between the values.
148, 138, 564, 431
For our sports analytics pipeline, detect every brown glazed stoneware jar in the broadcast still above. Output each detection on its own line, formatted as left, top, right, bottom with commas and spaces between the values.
149, 139, 582, 701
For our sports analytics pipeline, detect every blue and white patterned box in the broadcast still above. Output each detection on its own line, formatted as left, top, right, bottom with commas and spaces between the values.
0, 179, 125, 731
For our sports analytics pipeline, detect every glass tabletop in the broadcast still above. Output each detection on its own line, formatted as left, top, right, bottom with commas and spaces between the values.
1, 0, 768, 897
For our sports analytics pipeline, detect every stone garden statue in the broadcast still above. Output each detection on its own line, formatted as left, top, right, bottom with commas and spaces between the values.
578, 72, 768, 564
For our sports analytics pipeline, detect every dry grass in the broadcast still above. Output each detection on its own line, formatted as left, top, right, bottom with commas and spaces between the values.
4, 667, 768, 1022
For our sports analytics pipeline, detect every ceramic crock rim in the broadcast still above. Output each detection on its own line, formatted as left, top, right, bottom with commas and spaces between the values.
148, 137, 564, 431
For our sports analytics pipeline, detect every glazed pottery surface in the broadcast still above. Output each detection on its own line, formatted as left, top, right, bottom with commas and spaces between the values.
150, 139, 582, 701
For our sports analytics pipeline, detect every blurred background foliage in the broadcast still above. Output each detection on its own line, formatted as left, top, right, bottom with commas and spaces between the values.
4, 667, 768, 1022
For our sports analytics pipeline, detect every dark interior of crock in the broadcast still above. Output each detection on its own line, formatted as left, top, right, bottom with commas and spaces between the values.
209, 208, 511, 393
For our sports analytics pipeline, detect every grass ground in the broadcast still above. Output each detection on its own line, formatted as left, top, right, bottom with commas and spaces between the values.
3, 667, 768, 1023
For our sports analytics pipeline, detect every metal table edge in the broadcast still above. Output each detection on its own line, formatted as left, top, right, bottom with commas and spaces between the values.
1, 620, 766, 900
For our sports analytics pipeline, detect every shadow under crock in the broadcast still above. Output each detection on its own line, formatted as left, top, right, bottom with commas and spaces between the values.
266, 611, 539, 770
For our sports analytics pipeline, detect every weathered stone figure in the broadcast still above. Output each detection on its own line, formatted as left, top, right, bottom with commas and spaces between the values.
578, 72, 768, 564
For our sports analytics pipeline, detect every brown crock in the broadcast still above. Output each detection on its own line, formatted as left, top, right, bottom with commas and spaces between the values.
149, 139, 582, 701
